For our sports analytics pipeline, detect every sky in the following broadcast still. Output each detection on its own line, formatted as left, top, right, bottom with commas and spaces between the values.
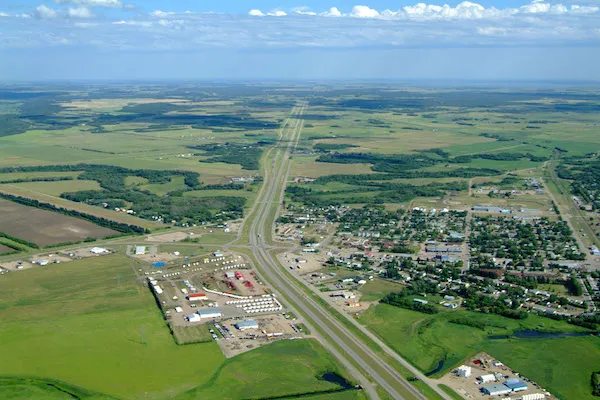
0, 0, 599, 81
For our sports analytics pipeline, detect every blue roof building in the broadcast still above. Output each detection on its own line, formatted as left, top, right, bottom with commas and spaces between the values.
504, 378, 528, 392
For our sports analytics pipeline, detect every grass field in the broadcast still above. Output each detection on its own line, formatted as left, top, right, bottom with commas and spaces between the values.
360, 304, 599, 399
0, 254, 359, 400
358, 278, 407, 302
0, 198, 119, 246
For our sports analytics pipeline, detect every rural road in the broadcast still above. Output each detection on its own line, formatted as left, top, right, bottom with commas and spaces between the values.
242, 104, 453, 400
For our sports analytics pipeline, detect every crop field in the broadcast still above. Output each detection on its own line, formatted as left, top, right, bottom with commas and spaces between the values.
0, 184, 158, 230
360, 304, 599, 399
0, 244, 15, 254
0, 198, 119, 246
0, 254, 358, 400
1, 180, 102, 196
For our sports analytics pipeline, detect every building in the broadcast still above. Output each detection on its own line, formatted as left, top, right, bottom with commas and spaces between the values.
185, 313, 202, 322
36, 259, 49, 266
196, 308, 222, 319
482, 384, 511, 396
456, 365, 471, 377
426, 246, 462, 253
236, 319, 259, 331
213, 250, 224, 257
591, 246, 600, 256
226, 271, 235, 279
504, 378, 528, 392
188, 293, 207, 301
478, 374, 496, 384
413, 298, 428, 305
90, 247, 108, 254
135, 246, 146, 255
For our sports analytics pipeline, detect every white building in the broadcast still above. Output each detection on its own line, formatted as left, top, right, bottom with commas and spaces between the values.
135, 246, 146, 255
478, 374, 496, 384
185, 313, 201, 322
90, 247, 109, 254
456, 365, 471, 377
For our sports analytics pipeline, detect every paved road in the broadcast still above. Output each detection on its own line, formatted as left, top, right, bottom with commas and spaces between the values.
243, 104, 452, 400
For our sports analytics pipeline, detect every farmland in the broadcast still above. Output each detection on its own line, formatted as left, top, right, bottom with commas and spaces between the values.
0, 198, 119, 246
0, 254, 359, 400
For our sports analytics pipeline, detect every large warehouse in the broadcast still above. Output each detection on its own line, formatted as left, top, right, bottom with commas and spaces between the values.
482, 384, 511, 396
236, 319, 259, 331
196, 308, 222, 319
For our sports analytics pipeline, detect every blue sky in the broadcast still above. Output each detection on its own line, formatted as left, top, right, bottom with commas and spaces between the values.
1, 0, 599, 81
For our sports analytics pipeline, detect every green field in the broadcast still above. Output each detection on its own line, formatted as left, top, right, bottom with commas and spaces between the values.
360, 304, 599, 399
0, 255, 358, 400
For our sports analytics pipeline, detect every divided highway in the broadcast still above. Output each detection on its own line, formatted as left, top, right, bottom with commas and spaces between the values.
242, 104, 453, 400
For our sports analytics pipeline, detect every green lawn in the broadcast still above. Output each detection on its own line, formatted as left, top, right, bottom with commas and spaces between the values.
358, 278, 406, 302
0, 254, 358, 400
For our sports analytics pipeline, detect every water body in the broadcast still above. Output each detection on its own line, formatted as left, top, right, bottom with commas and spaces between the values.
425, 359, 445, 377
489, 330, 597, 340
320, 372, 354, 389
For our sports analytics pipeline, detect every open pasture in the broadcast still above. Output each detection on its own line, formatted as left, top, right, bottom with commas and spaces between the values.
0, 254, 358, 400
2, 180, 102, 196
0, 198, 119, 247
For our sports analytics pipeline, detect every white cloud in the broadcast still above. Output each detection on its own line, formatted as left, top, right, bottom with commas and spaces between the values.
68, 7, 94, 19
320, 7, 342, 17
150, 10, 175, 18
351, 6, 380, 18
35, 5, 58, 19
249, 9, 265, 17
294, 7, 316, 16
0, 12, 9, 17
571, 5, 600, 14
54, 0, 122, 8
267, 10, 287, 17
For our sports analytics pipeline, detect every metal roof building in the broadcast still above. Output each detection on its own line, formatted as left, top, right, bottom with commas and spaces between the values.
482, 384, 511, 396
504, 378, 528, 392
135, 246, 146, 255
236, 319, 259, 331
196, 308, 222, 319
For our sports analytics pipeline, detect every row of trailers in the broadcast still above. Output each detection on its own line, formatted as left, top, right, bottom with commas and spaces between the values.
225, 295, 283, 314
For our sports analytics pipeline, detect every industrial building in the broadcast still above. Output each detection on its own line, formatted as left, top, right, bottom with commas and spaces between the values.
185, 313, 201, 322
90, 247, 108, 254
196, 308, 222, 319
478, 374, 496, 384
187, 293, 207, 301
504, 378, 528, 392
235, 319, 259, 331
135, 246, 146, 255
482, 384, 512, 396
456, 365, 471, 377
